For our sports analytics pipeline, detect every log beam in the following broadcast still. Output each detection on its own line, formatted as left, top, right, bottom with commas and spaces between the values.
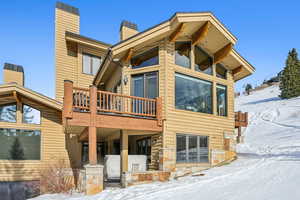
169, 23, 185, 42
192, 21, 210, 46
12, 91, 21, 104
122, 48, 134, 63
232, 65, 243, 76
213, 43, 233, 65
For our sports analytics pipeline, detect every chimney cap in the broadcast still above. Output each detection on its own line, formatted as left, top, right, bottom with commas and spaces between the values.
120, 20, 138, 31
56, 1, 79, 16
4, 63, 24, 73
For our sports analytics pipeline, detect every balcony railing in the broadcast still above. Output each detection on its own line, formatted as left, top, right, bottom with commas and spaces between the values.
235, 111, 248, 127
63, 81, 162, 121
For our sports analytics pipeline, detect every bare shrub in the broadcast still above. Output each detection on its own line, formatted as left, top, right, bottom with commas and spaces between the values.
40, 159, 76, 194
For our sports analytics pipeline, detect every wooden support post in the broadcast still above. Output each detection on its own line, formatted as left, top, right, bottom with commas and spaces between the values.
88, 126, 97, 165
156, 97, 163, 126
89, 85, 98, 165
121, 131, 128, 173
63, 80, 73, 119
245, 112, 248, 125
237, 126, 242, 144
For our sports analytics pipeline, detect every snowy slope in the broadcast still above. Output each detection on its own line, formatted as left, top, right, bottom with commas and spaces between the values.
32, 85, 300, 200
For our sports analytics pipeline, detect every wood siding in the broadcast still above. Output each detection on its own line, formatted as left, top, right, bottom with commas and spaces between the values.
0, 98, 72, 181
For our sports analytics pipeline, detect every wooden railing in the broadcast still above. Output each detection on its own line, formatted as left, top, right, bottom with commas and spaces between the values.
63, 81, 162, 120
235, 111, 248, 127
97, 90, 157, 117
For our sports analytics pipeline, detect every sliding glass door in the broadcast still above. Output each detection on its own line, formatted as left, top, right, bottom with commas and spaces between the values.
132, 71, 158, 98
131, 72, 158, 114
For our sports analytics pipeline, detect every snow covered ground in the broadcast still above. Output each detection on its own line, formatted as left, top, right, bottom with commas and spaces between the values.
32, 85, 300, 200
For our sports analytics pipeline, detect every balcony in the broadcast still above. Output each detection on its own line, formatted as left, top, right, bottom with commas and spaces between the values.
235, 111, 248, 128
62, 80, 163, 132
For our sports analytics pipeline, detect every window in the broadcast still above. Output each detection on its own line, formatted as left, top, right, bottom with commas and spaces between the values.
23, 105, 41, 124
0, 104, 16, 123
175, 73, 212, 114
131, 47, 159, 69
195, 46, 213, 75
132, 72, 158, 99
136, 137, 151, 156
176, 134, 208, 163
82, 53, 102, 75
0, 128, 41, 160
216, 63, 227, 79
175, 41, 191, 68
217, 84, 227, 116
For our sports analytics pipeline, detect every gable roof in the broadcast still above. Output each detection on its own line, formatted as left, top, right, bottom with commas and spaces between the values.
0, 83, 62, 111
93, 11, 255, 85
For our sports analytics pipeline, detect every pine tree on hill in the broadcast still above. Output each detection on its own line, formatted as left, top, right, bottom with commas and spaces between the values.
279, 48, 300, 99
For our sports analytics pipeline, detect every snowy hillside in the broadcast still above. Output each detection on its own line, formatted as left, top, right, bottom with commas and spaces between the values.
32, 85, 300, 200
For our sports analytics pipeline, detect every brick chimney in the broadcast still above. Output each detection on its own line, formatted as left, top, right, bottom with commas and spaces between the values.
120, 20, 138, 41
3, 63, 24, 86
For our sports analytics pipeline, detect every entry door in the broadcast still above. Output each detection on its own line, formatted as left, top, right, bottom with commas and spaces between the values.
81, 142, 107, 165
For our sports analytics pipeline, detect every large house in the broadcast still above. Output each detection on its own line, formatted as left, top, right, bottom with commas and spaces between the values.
0, 2, 253, 195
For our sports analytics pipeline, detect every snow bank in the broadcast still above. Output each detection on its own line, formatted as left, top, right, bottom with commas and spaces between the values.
31, 85, 300, 200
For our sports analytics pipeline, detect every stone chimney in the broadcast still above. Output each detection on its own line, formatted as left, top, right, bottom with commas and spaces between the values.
3, 63, 24, 86
55, 2, 80, 102
120, 20, 138, 41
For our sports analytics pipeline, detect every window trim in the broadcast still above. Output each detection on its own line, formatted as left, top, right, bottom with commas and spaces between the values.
216, 84, 228, 117
175, 72, 213, 114
22, 104, 42, 125
0, 103, 17, 123
0, 128, 42, 161
82, 52, 102, 76
176, 133, 209, 164
130, 46, 160, 69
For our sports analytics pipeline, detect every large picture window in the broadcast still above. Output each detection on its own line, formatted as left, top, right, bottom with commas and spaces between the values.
23, 105, 41, 124
0, 104, 16, 123
0, 128, 41, 160
176, 134, 208, 163
217, 84, 227, 116
195, 46, 213, 75
175, 73, 212, 114
175, 41, 191, 68
82, 53, 102, 75
131, 47, 159, 69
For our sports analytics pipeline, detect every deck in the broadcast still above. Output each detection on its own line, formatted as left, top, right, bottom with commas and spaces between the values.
62, 80, 163, 132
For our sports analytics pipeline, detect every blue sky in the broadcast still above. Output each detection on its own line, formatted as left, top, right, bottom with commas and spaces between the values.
0, 0, 299, 98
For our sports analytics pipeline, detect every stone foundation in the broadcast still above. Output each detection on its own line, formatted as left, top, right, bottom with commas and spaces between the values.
122, 171, 171, 187
80, 165, 104, 195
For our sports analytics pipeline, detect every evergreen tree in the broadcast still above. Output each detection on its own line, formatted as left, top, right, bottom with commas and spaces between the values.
9, 137, 25, 160
280, 48, 300, 98
245, 83, 253, 95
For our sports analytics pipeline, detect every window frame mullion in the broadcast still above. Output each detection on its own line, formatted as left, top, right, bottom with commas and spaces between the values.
186, 135, 189, 163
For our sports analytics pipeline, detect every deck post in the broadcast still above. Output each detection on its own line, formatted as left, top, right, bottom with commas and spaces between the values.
156, 97, 163, 126
121, 130, 128, 173
237, 126, 242, 144
89, 85, 98, 165
63, 80, 73, 119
